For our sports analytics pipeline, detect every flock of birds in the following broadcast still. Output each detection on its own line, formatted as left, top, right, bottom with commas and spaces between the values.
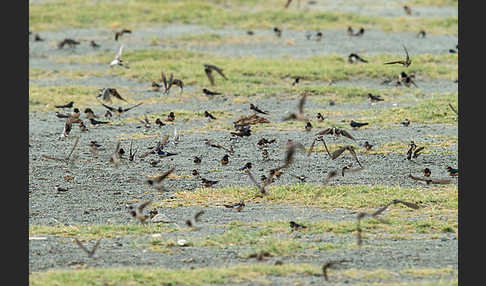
30, 2, 458, 281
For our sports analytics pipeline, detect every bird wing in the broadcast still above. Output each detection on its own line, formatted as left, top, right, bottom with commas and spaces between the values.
115, 44, 123, 60
89, 238, 102, 257
371, 203, 392, 217
393, 199, 420, 210
205, 68, 215, 85
315, 128, 332, 136
331, 146, 347, 160
307, 138, 317, 157
123, 102, 143, 112
194, 210, 205, 222
110, 89, 127, 102
136, 200, 152, 215
403, 45, 409, 62
246, 170, 265, 193
65, 136, 80, 161
340, 129, 355, 140
101, 103, 117, 112
318, 137, 332, 157
298, 93, 308, 114
347, 147, 362, 167
153, 167, 175, 184
384, 60, 403, 65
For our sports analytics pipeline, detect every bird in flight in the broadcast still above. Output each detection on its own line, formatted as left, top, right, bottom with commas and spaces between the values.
384, 45, 412, 67
115, 29, 131, 41
97, 88, 127, 104
110, 45, 129, 68
74, 238, 102, 258
101, 102, 143, 118
204, 64, 227, 86
128, 200, 152, 224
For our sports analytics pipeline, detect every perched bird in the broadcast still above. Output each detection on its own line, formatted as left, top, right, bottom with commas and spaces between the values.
34, 34, 44, 42
101, 103, 143, 118
348, 53, 368, 64
78, 121, 88, 132
401, 118, 410, 126
239, 162, 252, 171
157, 149, 178, 158
247, 30, 254, 35
350, 120, 369, 129
221, 154, 229, 166
424, 168, 431, 177
447, 166, 458, 177
289, 221, 307, 230
202, 178, 219, 188
203, 88, 222, 96
224, 201, 245, 212
194, 156, 202, 164
403, 5, 412, 15
273, 27, 282, 38
192, 169, 199, 177
384, 45, 412, 67
110, 44, 129, 68
368, 93, 384, 102
290, 174, 306, 183
363, 141, 373, 151
250, 103, 268, 115
97, 88, 127, 104
406, 141, 425, 160
55, 101, 74, 109
74, 238, 102, 258
58, 38, 80, 49
257, 138, 276, 147
316, 113, 326, 122
304, 121, 313, 131
115, 29, 131, 41
155, 118, 165, 127
90, 40, 100, 48
354, 27, 365, 37
204, 110, 216, 120
109, 140, 122, 167
151, 81, 162, 92
417, 30, 426, 38
167, 112, 175, 122
128, 200, 152, 224
315, 31, 323, 41
204, 64, 227, 86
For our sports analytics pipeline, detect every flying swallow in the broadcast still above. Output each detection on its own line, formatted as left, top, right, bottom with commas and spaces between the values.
55, 101, 74, 109
90, 40, 100, 48
289, 221, 307, 231
57, 38, 80, 49
273, 27, 282, 37
204, 64, 227, 86
447, 166, 458, 177
368, 93, 384, 102
74, 238, 102, 258
221, 154, 229, 166
292, 77, 301, 86
42, 137, 80, 162
89, 118, 110, 126
205, 139, 235, 155
97, 88, 127, 104
250, 103, 268, 115
168, 78, 184, 95
315, 127, 355, 141
331, 145, 362, 167
282, 93, 308, 121
224, 201, 245, 212
110, 44, 129, 68
128, 200, 152, 224
115, 29, 131, 41
185, 210, 205, 228
204, 111, 216, 120
350, 120, 368, 129
448, 103, 458, 116
408, 174, 452, 185
348, 53, 368, 64
322, 259, 352, 281
399, 71, 418, 87
202, 178, 219, 188
424, 168, 431, 177
146, 168, 175, 191
101, 103, 143, 117
384, 45, 412, 67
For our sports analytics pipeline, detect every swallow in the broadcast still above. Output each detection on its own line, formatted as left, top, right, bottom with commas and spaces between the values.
306, 136, 330, 157
115, 29, 131, 41
239, 162, 252, 171
399, 71, 418, 87
315, 127, 355, 141
224, 201, 245, 212
90, 40, 100, 48
192, 169, 199, 177
205, 139, 235, 155
247, 30, 254, 35
105, 110, 112, 119
384, 45, 412, 67
322, 259, 352, 281
304, 121, 313, 131
204, 110, 216, 120
412, 146, 425, 159
221, 154, 229, 166
97, 88, 127, 104
83, 108, 98, 120
169, 78, 184, 95
101, 103, 143, 117
231, 125, 252, 137
157, 149, 178, 158
204, 64, 227, 86
60, 116, 82, 138
42, 137, 80, 162
354, 27, 365, 37
109, 140, 122, 167
68, 108, 81, 119
350, 120, 368, 129
331, 145, 362, 167
257, 138, 276, 147
128, 200, 152, 224
368, 93, 384, 102
55, 101, 74, 109
55, 184, 69, 192
406, 141, 417, 160
89, 141, 102, 156
424, 168, 431, 177
185, 210, 205, 228
363, 141, 373, 151
34, 34, 44, 42
315, 31, 323, 41
202, 88, 222, 96
202, 178, 219, 188
282, 93, 308, 121
417, 30, 426, 38
128, 140, 137, 161
277, 141, 305, 171
74, 238, 102, 258
194, 156, 202, 164
289, 221, 307, 231
449, 48, 457, 54
401, 118, 410, 126
403, 5, 412, 15
166, 112, 175, 122
110, 44, 129, 68
146, 168, 175, 191
372, 199, 420, 219
348, 53, 368, 64
347, 26, 354, 36
408, 174, 452, 185
89, 118, 110, 126
316, 113, 325, 122
250, 103, 268, 115
57, 38, 80, 49
447, 166, 458, 177
341, 163, 364, 176
261, 149, 270, 160
138, 115, 151, 129
290, 174, 306, 183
